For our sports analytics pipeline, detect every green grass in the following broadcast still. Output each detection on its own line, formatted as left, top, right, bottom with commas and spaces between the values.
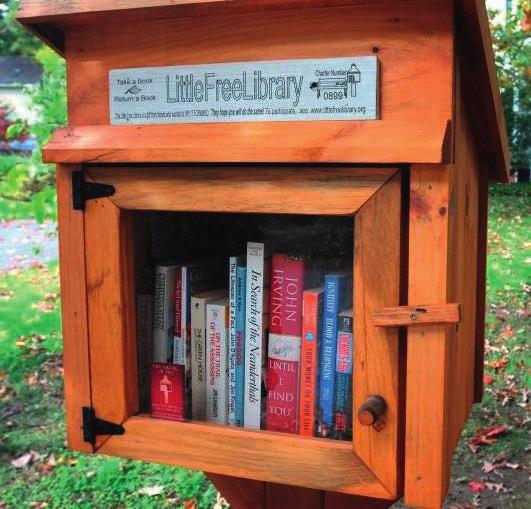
0, 263, 221, 508
0, 185, 529, 508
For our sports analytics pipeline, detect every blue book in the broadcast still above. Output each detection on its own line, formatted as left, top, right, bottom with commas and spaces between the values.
234, 265, 247, 426
318, 272, 352, 437
333, 309, 353, 440
228, 255, 245, 425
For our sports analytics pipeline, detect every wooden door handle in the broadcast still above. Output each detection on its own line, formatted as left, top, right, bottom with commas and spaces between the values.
358, 395, 387, 431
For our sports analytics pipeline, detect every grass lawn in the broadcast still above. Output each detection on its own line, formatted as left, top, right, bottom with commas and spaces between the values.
0, 185, 529, 508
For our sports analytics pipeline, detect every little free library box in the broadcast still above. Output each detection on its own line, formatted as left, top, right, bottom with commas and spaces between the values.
18, 1, 508, 508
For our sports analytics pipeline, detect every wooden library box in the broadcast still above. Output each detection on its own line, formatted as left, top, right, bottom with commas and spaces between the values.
18, 1, 508, 508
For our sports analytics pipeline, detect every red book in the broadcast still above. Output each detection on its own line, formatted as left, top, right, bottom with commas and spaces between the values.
265, 254, 304, 433
299, 288, 323, 436
151, 362, 184, 421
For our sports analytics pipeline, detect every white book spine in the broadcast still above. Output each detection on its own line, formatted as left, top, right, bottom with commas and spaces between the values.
174, 266, 187, 365
191, 295, 207, 421
228, 255, 244, 425
206, 300, 229, 424
152, 265, 177, 363
244, 242, 270, 429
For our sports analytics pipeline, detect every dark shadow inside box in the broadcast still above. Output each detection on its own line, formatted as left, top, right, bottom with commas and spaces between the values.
138, 211, 354, 265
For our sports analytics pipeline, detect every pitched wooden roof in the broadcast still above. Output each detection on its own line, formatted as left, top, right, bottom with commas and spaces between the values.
17, 0, 509, 180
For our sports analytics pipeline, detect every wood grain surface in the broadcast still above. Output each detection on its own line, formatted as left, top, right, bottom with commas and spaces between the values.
372, 303, 460, 327
84, 198, 138, 448
353, 172, 403, 496
36, 0, 453, 166
56, 165, 93, 453
404, 164, 453, 509
85, 166, 397, 215
98, 415, 393, 498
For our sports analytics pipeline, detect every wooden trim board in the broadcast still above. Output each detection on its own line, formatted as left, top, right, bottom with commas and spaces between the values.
353, 172, 403, 496
85, 166, 398, 216
56, 164, 93, 453
98, 415, 394, 499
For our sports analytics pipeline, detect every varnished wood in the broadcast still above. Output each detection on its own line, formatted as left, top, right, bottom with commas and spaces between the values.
353, 172, 402, 496
35, 0, 453, 167
84, 198, 138, 447
444, 48, 482, 453
19, 0, 509, 181
324, 492, 393, 508
97, 415, 393, 499
372, 303, 460, 327
56, 165, 92, 453
207, 474, 266, 509
85, 166, 397, 216
474, 169, 489, 403
456, 0, 510, 181
405, 164, 454, 509
266, 484, 322, 509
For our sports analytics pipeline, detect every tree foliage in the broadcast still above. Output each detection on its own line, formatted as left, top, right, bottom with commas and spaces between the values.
489, 2, 530, 172
0, 1, 41, 56
0, 1, 66, 221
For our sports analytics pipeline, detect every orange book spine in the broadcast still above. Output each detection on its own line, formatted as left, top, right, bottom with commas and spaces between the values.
299, 288, 323, 437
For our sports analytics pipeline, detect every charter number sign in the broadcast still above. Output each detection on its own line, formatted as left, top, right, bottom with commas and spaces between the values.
109, 56, 379, 125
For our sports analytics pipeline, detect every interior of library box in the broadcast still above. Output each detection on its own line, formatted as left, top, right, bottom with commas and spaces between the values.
16, 1, 510, 509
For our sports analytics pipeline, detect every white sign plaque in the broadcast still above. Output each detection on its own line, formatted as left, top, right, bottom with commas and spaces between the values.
109, 56, 378, 125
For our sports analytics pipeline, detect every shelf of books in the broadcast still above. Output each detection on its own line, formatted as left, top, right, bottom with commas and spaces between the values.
137, 212, 355, 441
81, 167, 402, 496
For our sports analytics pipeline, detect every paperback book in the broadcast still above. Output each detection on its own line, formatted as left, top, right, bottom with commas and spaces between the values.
318, 272, 352, 437
244, 242, 271, 429
234, 265, 247, 426
190, 289, 226, 421
228, 255, 245, 426
299, 287, 323, 437
334, 308, 353, 440
152, 264, 178, 363
151, 362, 184, 421
206, 298, 230, 424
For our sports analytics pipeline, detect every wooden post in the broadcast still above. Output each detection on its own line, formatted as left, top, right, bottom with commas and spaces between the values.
405, 164, 454, 508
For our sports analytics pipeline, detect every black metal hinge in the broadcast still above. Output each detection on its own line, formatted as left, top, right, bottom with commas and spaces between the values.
82, 406, 125, 445
72, 171, 115, 210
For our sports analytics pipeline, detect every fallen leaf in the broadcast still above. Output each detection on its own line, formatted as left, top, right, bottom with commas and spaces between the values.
11, 452, 34, 469
485, 482, 506, 493
468, 480, 486, 493
184, 501, 197, 509
468, 425, 508, 451
482, 460, 496, 473
138, 486, 164, 496
484, 374, 495, 385
504, 462, 520, 470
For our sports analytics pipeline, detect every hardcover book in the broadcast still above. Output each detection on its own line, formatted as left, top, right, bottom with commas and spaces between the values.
228, 255, 245, 426
190, 289, 226, 421
266, 254, 304, 434
234, 265, 247, 426
318, 272, 352, 437
244, 242, 271, 429
152, 264, 178, 363
299, 287, 323, 437
334, 308, 353, 440
151, 362, 184, 421
206, 298, 230, 424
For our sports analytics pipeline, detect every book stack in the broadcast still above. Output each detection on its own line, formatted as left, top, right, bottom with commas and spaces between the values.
149, 242, 353, 440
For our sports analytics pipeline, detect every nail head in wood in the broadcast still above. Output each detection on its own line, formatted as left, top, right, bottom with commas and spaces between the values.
372, 303, 460, 327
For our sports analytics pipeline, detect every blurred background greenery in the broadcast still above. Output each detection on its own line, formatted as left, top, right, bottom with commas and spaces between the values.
0, 1, 529, 508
